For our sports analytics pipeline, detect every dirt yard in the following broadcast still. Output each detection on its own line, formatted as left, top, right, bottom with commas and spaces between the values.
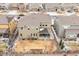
12, 39, 58, 54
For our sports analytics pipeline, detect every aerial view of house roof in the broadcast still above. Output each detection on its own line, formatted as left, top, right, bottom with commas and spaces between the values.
0, 15, 9, 24
0, 3, 79, 56
61, 3, 77, 8
17, 13, 51, 27
0, 15, 14, 24
29, 3, 42, 9
55, 15, 79, 25
45, 3, 62, 8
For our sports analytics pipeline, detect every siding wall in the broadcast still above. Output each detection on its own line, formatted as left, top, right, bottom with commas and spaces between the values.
18, 22, 51, 39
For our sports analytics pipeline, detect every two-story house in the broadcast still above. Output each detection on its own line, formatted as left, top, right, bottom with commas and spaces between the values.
17, 13, 54, 40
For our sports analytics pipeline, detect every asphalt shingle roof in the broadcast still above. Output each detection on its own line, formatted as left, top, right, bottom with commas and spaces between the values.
0, 16, 8, 24
0, 15, 13, 24
18, 13, 51, 27
56, 15, 79, 25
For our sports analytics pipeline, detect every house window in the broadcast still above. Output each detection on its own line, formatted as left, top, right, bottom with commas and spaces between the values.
33, 33, 35, 36
3, 33, 9, 38
36, 34, 37, 36
39, 34, 50, 37
40, 25, 41, 26
17, 17, 20, 19
0, 33, 2, 37
77, 34, 79, 37
36, 28, 38, 30
51, 25, 53, 26
21, 27, 23, 30
37, 9, 40, 11
20, 33, 22, 36
22, 38, 25, 40
31, 33, 32, 36
43, 25, 44, 26
56, 9, 57, 11
74, 9, 78, 12
45, 25, 47, 26
28, 28, 30, 30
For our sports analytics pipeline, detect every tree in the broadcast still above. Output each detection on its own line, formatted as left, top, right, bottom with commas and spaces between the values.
59, 39, 64, 49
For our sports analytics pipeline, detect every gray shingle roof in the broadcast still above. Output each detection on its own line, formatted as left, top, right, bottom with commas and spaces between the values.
17, 13, 51, 27
45, 3, 62, 8
29, 3, 42, 8
61, 3, 77, 7
56, 15, 79, 25
66, 25, 79, 29
0, 16, 8, 24
0, 15, 13, 24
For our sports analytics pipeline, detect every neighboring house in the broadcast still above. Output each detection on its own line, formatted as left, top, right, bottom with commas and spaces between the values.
17, 13, 54, 40
74, 4, 79, 14
0, 15, 17, 39
18, 3, 26, 12
65, 26, 79, 39
61, 3, 77, 13
45, 3, 64, 13
54, 15, 79, 40
25, 3, 29, 11
0, 15, 9, 39
0, 3, 8, 11
45, 3, 78, 14
54, 15, 79, 51
8, 3, 19, 10
28, 3, 44, 12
